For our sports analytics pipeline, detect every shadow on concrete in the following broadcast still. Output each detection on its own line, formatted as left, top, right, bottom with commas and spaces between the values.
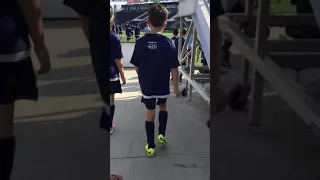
37, 64, 94, 82
128, 76, 138, 81
36, 64, 141, 98
43, 20, 80, 29
56, 47, 90, 58
15, 107, 98, 120
36, 64, 97, 97
13, 108, 110, 180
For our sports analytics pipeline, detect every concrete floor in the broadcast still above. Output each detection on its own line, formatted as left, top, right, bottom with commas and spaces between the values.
10, 20, 320, 180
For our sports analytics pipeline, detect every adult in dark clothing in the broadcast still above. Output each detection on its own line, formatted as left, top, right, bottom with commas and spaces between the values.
134, 25, 141, 41
63, 1, 123, 179
0, 0, 51, 179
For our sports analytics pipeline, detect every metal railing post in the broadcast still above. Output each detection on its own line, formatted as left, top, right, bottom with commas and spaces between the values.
188, 26, 197, 101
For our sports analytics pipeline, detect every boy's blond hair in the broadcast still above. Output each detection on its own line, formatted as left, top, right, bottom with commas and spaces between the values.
110, 6, 114, 26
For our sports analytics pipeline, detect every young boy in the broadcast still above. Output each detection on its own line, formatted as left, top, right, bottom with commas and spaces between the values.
109, 6, 126, 135
182, 28, 187, 43
171, 28, 183, 83
144, 24, 151, 35
119, 25, 123, 38
134, 24, 141, 41
0, 0, 51, 179
114, 24, 119, 35
126, 26, 132, 42
182, 28, 194, 66
131, 24, 134, 38
181, 28, 188, 65
130, 4, 181, 157
171, 28, 180, 54
117, 25, 121, 38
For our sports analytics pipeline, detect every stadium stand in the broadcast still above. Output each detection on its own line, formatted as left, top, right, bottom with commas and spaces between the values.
115, 1, 180, 29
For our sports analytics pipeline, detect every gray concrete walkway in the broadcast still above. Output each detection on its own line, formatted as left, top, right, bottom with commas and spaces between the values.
11, 20, 210, 180
110, 70, 210, 180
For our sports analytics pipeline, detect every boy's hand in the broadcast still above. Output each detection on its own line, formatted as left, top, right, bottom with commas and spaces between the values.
174, 87, 181, 98
121, 75, 126, 85
34, 44, 51, 74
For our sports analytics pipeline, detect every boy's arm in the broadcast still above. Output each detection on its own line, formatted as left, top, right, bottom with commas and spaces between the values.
169, 42, 181, 90
112, 34, 124, 78
171, 68, 179, 88
18, 0, 45, 48
115, 59, 125, 78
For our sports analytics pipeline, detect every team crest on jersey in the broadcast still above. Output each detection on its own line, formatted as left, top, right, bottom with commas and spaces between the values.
147, 42, 157, 50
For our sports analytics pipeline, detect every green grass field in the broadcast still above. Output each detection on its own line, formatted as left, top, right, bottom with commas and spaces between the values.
119, 30, 173, 43
270, 0, 297, 13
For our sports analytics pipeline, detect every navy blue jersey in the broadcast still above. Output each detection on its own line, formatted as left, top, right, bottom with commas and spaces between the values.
134, 26, 140, 36
130, 34, 180, 98
171, 37, 179, 55
126, 28, 132, 36
182, 37, 186, 48
171, 37, 186, 56
115, 26, 119, 34
110, 31, 123, 81
0, 0, 31, 62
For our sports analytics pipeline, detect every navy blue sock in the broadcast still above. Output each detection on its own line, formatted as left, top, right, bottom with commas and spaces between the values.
110, 105, 115, 128
0, 137, 16, 180
145, 121, 155, 148
158, 111, 168, 136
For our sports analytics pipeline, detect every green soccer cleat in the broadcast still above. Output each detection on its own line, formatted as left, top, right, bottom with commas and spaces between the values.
157, 134, 168, 144
145, 144, 155, 157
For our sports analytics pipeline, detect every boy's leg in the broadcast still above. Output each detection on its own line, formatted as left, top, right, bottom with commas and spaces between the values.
141, 97, 156, 156
0, 103, 16, 180
0, 58, 37, 180
109, 94, 117, 134
157, 98, 168, 144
